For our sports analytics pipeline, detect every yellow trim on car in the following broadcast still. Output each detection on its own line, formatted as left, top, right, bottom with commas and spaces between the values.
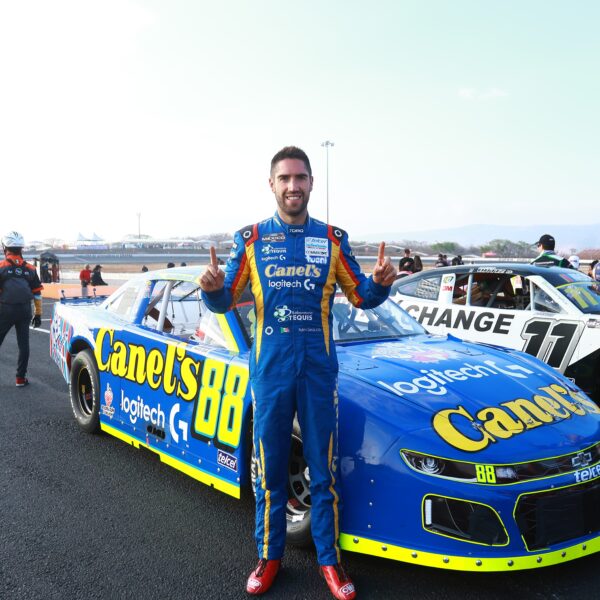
216, 314, 239, 353
101, 422, 240, 499
339, 532, 600, 571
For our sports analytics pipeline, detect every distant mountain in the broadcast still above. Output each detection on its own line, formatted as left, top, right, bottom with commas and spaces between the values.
359, 223, 600, 251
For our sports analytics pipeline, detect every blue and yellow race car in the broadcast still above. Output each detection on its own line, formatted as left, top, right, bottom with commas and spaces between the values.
50, 266, 600, 571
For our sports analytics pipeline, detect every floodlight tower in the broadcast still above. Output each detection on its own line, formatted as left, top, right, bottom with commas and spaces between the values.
321, 140, 334, 223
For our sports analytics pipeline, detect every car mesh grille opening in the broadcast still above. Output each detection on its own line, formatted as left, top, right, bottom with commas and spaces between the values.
423, 495, 507, 545
515, 479, 600, 551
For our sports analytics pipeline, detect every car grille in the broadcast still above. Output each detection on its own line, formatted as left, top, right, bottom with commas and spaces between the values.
515, 479, 600, 551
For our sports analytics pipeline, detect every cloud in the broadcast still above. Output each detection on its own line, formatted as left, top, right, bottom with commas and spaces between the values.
458, 87, 508, 101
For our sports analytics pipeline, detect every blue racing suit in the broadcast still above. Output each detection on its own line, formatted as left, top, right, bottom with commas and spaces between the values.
202, 213, 389, 566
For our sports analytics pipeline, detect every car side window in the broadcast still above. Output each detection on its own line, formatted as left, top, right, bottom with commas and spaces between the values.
104, 280, 148, 322
143, 280, 204, 337
397, 276, 442, 300
532, 283, 563, 314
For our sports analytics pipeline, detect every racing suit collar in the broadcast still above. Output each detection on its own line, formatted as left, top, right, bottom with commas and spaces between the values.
273, 211, 311, 235
5, 252, 24, 266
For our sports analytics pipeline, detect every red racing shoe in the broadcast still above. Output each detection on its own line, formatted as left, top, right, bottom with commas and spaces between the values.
246, 558, 281, 595
320, 564, 357, 600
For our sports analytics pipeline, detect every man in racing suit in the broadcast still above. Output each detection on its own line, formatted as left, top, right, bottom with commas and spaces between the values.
200, 147, 396, 600
531, 234, 572, 268
0, 231, 43, 386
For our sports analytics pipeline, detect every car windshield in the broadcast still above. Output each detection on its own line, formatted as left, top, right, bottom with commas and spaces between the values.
331, 295, 426, 342
555, 281, 600, 314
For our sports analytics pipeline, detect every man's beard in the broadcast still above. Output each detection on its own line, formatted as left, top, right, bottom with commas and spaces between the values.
276, 193, 309, 217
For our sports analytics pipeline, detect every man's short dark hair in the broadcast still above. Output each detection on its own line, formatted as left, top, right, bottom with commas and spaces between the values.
270, 146, 312, 176
404, 248, 410, 254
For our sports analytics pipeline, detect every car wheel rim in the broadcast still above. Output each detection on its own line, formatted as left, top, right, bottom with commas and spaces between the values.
76, 369, 94, 416
287, 434, 311, 519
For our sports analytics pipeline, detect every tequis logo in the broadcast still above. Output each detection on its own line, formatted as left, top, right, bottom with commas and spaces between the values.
273, 305, 312, 322
274, 305, 292, 322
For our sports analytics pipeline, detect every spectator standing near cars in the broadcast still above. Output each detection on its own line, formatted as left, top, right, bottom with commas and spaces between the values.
413, 254, 423, 272
79, 264, 91, 296
398, 248, 416, 273
531, 234, 572, 268
90, 265, 107, 286
0, 231, 43, 387
199, 146, 396, 600
568, 255, 580, 271
435, 253, 446, 267
591, 259, 600, 282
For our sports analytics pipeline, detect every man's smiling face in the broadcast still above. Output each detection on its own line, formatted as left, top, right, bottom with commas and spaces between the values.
269, 158, 313, 222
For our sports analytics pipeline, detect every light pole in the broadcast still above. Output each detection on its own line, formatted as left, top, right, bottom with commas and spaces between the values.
321, 140, 334, 223
136, 212, 141, 240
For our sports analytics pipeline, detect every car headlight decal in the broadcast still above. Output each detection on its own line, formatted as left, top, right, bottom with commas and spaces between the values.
402, 443, 600, 485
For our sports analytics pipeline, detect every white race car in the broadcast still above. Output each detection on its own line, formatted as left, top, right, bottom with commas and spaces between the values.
392, 263, 600, 402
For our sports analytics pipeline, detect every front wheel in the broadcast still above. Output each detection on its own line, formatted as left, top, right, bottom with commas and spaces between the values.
69, 349, 101, 433
250, 419, 313, 548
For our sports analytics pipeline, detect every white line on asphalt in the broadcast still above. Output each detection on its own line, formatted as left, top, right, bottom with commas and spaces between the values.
30, 327, 50, 334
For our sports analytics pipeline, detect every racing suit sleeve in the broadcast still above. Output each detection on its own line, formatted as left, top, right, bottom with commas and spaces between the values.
334, 229, 389, 309
202, 229, 251, 314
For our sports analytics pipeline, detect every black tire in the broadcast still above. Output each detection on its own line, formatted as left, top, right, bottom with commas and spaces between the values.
69, 349, 101, 433
250, 419, 313, 548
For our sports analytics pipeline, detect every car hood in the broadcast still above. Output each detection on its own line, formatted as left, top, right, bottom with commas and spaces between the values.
337, 334, 600, 459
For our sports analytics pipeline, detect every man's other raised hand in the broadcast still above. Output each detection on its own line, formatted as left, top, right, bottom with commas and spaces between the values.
372, 242, 397, 286
199, 246, 225, 292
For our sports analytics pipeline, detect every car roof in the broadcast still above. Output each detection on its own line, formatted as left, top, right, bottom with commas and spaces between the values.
408, 262, 577, 278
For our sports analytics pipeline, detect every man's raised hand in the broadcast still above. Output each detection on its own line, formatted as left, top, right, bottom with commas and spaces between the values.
199, 246, 225, 292
372, 241, 397, 287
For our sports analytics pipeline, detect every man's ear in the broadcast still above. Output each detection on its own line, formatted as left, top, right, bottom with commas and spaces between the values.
310, 176, 314, 191
269, 177, 275, 193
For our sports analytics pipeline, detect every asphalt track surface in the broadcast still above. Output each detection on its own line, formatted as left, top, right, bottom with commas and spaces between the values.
2, 300, 600, 599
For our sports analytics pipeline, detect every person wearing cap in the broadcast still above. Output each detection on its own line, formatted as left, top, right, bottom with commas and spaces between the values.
91, 265, 107, 286
0, 231, 43, 387
568, 255, 581, 271
531, 234, 572, 268
79, 264, 92, 296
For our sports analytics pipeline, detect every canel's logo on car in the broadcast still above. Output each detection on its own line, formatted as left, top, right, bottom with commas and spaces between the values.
94, 328, 201, 402
431, 384, 600, 452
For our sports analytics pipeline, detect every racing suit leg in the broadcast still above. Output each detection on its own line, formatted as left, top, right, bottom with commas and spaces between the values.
14, 305, 32, 378
0, 304, 16, 346
251, 376, 296, 561
296, 371, 341, 566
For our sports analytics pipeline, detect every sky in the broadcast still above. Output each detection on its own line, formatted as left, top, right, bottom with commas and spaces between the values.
1, 0, 599, 244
